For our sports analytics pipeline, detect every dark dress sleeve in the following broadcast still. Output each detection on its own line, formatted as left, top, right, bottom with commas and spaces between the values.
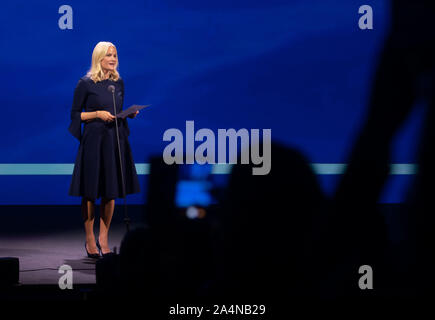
68, 79, 88, 141
120, 78, 130, 137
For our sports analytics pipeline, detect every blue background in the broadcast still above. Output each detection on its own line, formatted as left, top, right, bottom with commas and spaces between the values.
0, 0, 423, 204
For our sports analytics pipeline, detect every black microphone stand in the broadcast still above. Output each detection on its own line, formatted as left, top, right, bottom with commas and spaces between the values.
108, 85, 130, 233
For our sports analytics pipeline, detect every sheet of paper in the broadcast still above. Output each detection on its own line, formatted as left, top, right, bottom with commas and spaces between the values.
116, 104, 150, 119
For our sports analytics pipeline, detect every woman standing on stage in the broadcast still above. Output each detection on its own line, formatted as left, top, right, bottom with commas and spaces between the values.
68, 41, 141, 258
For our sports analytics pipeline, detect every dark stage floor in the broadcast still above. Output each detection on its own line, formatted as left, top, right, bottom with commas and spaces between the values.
0, 226, 126, 285
0, 205, 145, 286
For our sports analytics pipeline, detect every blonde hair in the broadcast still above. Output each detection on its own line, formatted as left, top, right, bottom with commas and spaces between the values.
87, 41, 120, 82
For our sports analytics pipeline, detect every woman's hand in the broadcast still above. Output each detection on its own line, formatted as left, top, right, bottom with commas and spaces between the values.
128, 110, 139, 119
97, 110, 115, 122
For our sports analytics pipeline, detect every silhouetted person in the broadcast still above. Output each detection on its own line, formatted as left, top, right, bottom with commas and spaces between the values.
333, 0, 435, 296
212, 141, 326, 300
145, 156, 179, 228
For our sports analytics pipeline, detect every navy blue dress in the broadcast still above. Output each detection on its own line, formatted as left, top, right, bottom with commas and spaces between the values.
68, 76, 141, 200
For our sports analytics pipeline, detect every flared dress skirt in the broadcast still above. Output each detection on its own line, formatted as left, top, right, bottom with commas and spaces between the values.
69, 119, 141, 200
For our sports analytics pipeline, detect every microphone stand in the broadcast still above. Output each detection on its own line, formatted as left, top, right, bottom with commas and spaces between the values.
109, 85, 130, 233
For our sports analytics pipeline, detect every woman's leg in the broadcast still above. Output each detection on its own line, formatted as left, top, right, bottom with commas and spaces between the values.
99, 197, 115, 253
82, 197, 98, 254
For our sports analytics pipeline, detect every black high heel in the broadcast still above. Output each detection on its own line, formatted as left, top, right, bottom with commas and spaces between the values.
96, 239, 114, 257
85, 242, 100, 259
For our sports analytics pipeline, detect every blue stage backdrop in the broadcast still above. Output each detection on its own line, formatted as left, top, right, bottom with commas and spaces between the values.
0, 0, 424, 204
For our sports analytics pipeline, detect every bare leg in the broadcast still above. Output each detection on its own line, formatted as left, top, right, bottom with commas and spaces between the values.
99, 197, 115, 254
82, 197, 98, 254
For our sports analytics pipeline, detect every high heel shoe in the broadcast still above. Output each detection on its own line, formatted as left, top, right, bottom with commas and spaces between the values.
85, 242, 100, 259
96, 239, 114, 257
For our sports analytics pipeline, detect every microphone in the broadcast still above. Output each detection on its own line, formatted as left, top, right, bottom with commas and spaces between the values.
108, 83, 130, 232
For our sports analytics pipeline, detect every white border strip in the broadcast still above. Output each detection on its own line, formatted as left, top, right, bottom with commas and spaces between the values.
0, 163, 418, 175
